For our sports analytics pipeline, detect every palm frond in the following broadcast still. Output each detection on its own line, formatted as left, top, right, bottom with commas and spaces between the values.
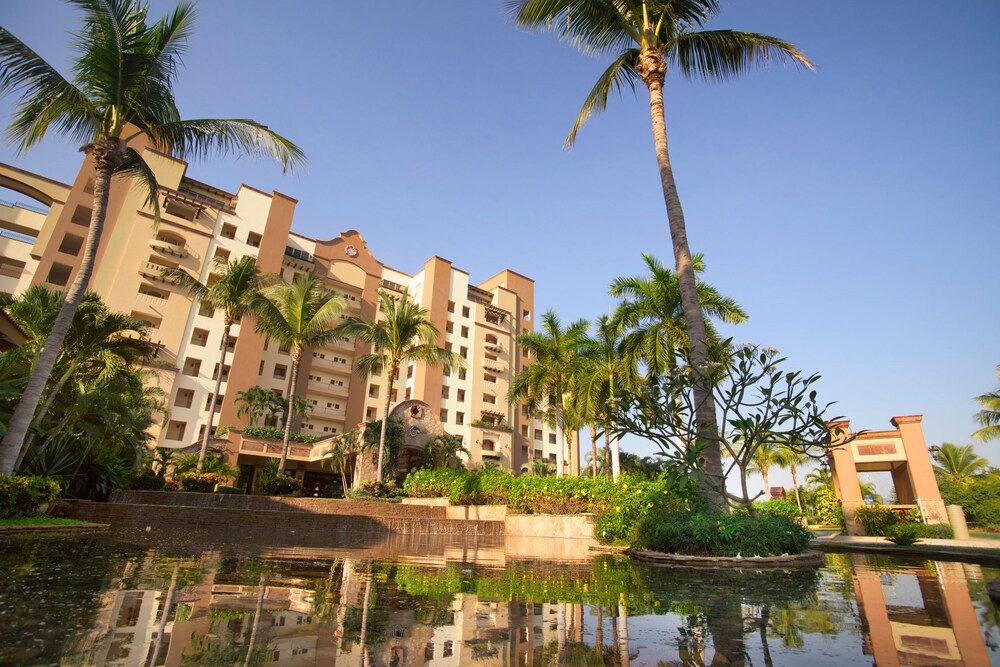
670, 29, 813, 82
149, 118, 306, 174
567, 48, 640, 146
116, 147, 161, 221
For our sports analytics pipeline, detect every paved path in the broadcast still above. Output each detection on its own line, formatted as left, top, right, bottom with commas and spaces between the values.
813, 532, 1000, 551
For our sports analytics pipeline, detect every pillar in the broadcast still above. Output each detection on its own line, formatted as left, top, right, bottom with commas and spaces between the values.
892, 416, 946, 524
828, 420, 865, 535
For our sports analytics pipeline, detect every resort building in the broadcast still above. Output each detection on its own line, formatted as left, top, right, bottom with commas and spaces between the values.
0, 150, 578, 486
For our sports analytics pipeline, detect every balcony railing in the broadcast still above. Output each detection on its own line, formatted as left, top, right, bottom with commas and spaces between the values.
136, 292, 168, 308
0, 227, 37, 244
149, 237, 188, 258
138, 261, 176, 282
482, 360, 506, 374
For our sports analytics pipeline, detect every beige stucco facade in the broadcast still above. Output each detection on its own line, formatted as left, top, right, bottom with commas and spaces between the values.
0, 157, 571, 479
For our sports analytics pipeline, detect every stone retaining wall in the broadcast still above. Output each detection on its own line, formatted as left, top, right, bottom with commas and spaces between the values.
108, 490, 446, 519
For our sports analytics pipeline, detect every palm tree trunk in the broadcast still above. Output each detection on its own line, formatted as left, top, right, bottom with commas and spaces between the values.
358, 576, 373, 667
554, 398, 565, 478
277, 349, 301, 474
0, 153, 116, 475
603, 428, 611, 479
761, 465, 769, 502
617, 604, 631, 667
243, 573, 266, 667
376, 364, 397, 483
589, 425, 598, 477
609, 368, 621, 483
198, 319, 231, 472
790, 461, 803, 514
640, 54, 725, 510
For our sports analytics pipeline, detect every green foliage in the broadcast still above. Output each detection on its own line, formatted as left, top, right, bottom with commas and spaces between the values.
349, 480, 402, 499
258, 475, 302, 496
814, 486, 842, 526
242, 425, 317, 444
0, 476, 61, 519
938, 473, 1000, 526
469, 420, 513, 433
177, 472, 222, 493
215, 486, 245, 495
854, 504, 898, 536
633, 510, 812, 557
916, 523, 954, 539
419, 435, 468, 470
754, 499, 800, 519
131, 470, 166, 491
884, 523, 922, 545
362, 419, 405, 481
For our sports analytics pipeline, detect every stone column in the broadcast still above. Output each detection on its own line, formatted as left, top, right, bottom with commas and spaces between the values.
892, 415, 946, 524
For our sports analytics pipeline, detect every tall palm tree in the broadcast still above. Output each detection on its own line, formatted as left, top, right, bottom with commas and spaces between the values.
610, 253, 746, 378
338, 290, 464, 483
162, 255, 266, 471
574, 315, 636, 482
747, 441, 792, 501
234, 385, 283, 427
509, 0, 812, 508
779, 444, 808, 514
509, 310, 590, 478
253, 274, 345, 474
973, 366, 1000, 443
932, 442, 989, 482
0, 0, 305, 475
805, 466, 831, 489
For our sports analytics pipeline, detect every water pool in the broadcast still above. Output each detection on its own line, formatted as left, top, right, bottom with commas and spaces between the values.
1, 535, 997, 666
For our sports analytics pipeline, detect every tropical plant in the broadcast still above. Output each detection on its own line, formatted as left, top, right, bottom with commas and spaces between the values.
805, 466, 832, 489
932, 442, 989, 482
173, 451, 238, 480
323, 429, 360, 494
234, 385, 284, 427
338, 290, 464, 482
508, 310, 590, 478
746, 442, 794, 503
779, 445, 808, 514
509, 0, 812, 508
253, 274, 345, 473
161, 255, 266, 471
421, 434, 468, 470
0, 0, 305, 474
973, 369, 1000, 443
573, 315, 636, 482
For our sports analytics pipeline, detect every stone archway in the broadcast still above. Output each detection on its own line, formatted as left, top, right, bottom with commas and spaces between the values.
355, 400, 451, 483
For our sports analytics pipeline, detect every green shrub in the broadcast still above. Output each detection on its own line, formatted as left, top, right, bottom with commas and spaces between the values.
854, 504, 897, 536
814, 486, 842, 526
349, 480, 402, 499
633, 510, 811, 557
258, 475, 302, 496
885, 523, 922, 545
242, 425, 317, 444
916, 523, 953, 539
0, 476, 61, 519
131, 471, 166, 491
754, 499, 800, 519
177, 472, 222, 493
975, 497, 1000, 526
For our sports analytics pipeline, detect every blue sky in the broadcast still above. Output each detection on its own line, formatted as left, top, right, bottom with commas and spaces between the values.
2, 1, 998, 494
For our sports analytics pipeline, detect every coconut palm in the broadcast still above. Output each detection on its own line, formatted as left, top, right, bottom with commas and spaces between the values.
509, 0, 812, 508
747, 442, 792, 502
338, 290, 464, 483
805, 466, 832, 489
932, 442, 989, 482
509, 310, 590, 478
779, 445, 808, 514
162, 255, 266, 471
0, 0, 305, 475
253, 274, 345, 474
610, 253, 746, 378
323, 429, 360, 495
235, 385, 284, 427
574, 315, 637, 482
973, 366, 1000, 443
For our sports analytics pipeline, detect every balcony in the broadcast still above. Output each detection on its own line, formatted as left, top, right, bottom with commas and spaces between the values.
467, 284, 493, 305
483, 305, 509, 326
136, 292, 168, 308
308, 379, 349, 397
310, 406, 347, 420
380, 279, 405, 293
482, 360, 506, 375
311, 353, 352, 374
483, 341, 503, 353
284, 246, 313, 264
149, 237, 188, 258
138, 261, 177, 282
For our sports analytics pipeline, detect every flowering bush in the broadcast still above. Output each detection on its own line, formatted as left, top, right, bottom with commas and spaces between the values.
258, 475, 302, 496
177, 472, 223, 493
0, 476, 61, 518
349, 479, 402, 499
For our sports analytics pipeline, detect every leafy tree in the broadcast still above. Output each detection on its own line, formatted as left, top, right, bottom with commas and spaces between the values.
338, 290, 463, 483
253, 274, 345, 473
746, 442, 793, 502
234, 385, 284, 427
805, 466, 832, 489
162, 255, 266, 471
932, 442, 989, 482
508, 311, 590, 478
509, 0, 811, 509
323, 429, 361, 494
421, 434, 468, 470
0, 0, 304, 474
360, 418, 407, 484
973, 366, 1000, 443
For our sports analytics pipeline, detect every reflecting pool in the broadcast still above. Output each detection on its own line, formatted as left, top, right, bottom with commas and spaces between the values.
1, 536, 998, 666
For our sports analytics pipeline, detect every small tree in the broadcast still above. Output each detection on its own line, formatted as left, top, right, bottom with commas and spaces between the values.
614, 343, 851, 514
421, 435, 468, 470
323, 429, 361, 495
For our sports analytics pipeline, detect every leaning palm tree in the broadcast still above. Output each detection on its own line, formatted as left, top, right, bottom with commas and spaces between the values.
973, 366, 1000, 443
162, 255, 266, 471
0, 0, 304, 475
253, 274, 345, 474
509, 0, 812, 508
338, 290, 464, 483
610, 253, 746, 378
509, 310, 590, 478
932, 442, 989, 482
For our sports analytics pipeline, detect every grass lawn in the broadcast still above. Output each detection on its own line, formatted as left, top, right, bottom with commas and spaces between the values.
971, 531, 1000, 540
0, 517, 89, 527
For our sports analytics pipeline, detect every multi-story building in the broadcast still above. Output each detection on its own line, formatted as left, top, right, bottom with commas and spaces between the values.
0, 148, 579, 486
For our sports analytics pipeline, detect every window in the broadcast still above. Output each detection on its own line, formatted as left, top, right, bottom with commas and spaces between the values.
369, 384, 379, 398
521, 445, 529, 457
190, 328, 209, 347
441, 386, 449, 399
205, 393, 224, 410
482, 393, 496, 404
366, 407, 377, 420
485, 352, 497, 362
447, 301, 455, 313
214, 247, 231, 261
460, 325, 469, 338
440, 409, 448, 423
247, 231, 262, 248
458, 368, 467, 381
57, 233, 84, 256
456, 412, 465, 426
456, 389, 465, 402
273, 364, 287, 380
534, 429, 542, 441
71, 204, 92, 227
258, 360, 264, 375
482, 439, 495, 452
484, 374, 497, 384
446, 321, 454, 334
549, 433, 557, 444
523, 309, 531, 321
221, 223, 237, 239
46, 263, 72, 287
174, 389, 194, 408
278, 343, 290, 355
462, 306, 470, 318
198, 302, 215, 318
165, 420, 186, 441
443, 641, 453, 658
407, 365, 414, 379
213, 364, 231, 381
521, 425, 529, 437
485, 334, 498, 345
460, 346, 468, 359
183, 358, 202, 377
405, 387, 412, 400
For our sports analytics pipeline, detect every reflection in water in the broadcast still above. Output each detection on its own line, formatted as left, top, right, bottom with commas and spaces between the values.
0, 537, 997, 666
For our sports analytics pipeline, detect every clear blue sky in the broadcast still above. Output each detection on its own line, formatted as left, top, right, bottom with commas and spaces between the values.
3, 1, 998, 494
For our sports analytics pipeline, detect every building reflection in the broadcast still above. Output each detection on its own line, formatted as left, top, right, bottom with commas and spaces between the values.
852, 555, 991, 666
